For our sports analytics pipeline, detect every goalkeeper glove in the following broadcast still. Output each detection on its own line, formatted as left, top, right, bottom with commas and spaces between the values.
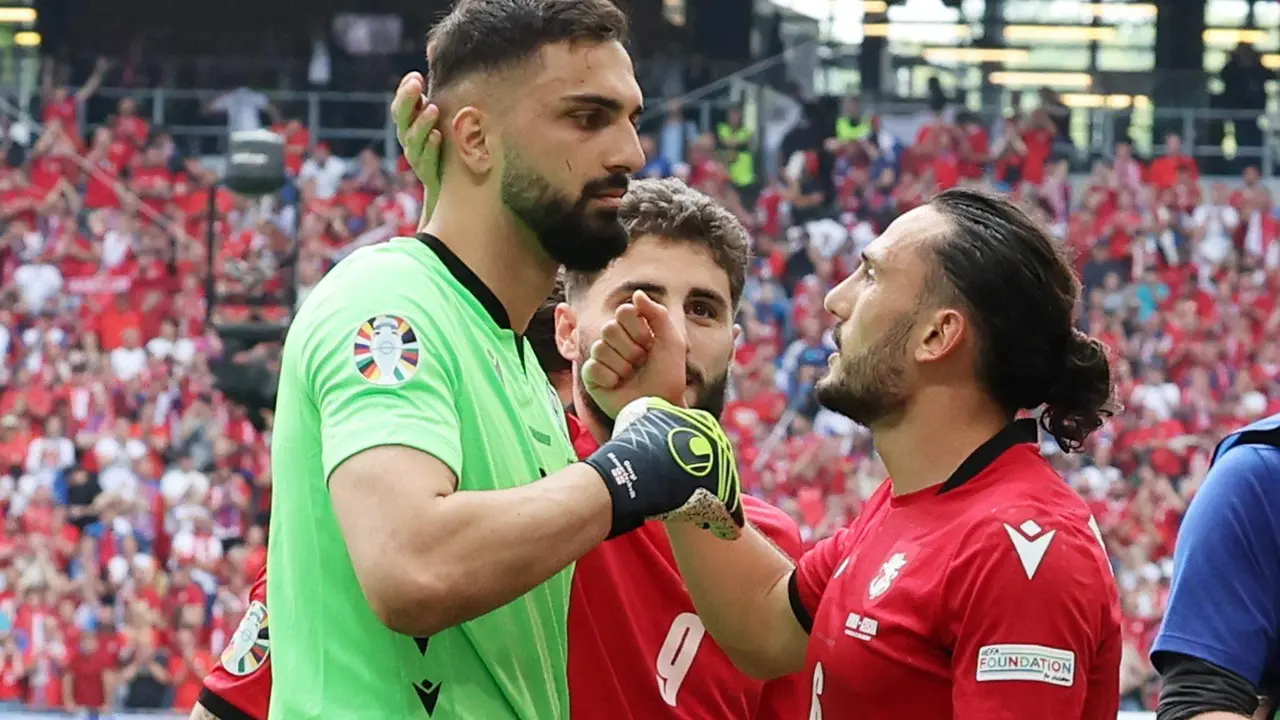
583, 397, 744, 541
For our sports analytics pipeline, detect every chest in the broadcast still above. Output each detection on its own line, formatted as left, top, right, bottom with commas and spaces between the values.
805, 508, 957, 716
453, 339, 576, 490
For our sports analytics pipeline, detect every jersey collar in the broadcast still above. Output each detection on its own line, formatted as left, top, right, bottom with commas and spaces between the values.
937, 418, 1039, 494
416, 232, 513, 331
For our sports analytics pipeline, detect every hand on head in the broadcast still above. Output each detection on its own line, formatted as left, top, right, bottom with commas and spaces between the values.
390, 72, 443, 219
582, 290, 686, 419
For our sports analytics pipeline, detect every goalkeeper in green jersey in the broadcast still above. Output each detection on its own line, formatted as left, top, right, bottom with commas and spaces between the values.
267, 1, 745, 718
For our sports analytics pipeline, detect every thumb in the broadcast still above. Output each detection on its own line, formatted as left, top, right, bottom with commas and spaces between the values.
633, 290, 677, 341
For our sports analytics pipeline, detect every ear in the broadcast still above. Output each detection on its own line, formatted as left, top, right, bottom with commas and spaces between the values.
554, 303, 579, 362
449, 106, 494, 176
914, 308, 966, 364
731, 323, 743, 347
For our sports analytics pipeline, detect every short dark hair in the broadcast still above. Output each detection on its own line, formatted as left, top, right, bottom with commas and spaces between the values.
528, 280, 570, 375
426, 0, 629, 95
927, 187, 1117, 452
563, 178, 750, 308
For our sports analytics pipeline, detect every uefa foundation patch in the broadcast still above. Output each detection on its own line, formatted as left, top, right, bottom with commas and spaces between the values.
354, 314, 421, 386
975, 644, 1075, 687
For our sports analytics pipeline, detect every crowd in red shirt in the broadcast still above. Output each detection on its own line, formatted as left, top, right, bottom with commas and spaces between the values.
0, 81, 1277, 714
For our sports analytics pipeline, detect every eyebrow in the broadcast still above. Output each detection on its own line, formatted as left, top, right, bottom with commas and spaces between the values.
610, 280, 730, 312
563, 93, 643, 117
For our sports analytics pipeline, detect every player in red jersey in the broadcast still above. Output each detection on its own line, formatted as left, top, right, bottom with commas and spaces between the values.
193, 568, 268, 720
661, 187, 1123, 719
547, 177, 806, 718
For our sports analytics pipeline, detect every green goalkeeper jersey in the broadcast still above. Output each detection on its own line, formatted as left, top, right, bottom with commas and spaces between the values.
267, 234, 579, 719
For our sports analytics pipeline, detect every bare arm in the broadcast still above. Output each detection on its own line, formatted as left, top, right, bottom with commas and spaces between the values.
665, 522, 808, 679
331, 445, 611, 638
76, 58, 109, 103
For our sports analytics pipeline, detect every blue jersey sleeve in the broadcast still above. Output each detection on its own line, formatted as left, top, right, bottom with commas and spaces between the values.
1152, 445, 1280, 686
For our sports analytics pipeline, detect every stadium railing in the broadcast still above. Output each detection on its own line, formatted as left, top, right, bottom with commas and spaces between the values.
69, 86, 1277, 174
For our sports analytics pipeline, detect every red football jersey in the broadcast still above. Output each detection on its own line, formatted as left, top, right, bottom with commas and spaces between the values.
200, 568, 270, 720
792, 422, 1122, 719
567, 414, 808, 719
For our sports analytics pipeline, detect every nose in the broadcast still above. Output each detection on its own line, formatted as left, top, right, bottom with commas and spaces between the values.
607, 122, 645, 176
824, 276, 855, 320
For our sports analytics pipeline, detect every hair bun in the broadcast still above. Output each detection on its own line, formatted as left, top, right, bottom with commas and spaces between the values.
1039, 330, 1118, 452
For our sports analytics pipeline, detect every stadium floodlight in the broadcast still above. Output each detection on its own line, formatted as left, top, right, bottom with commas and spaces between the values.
207, 129, 293, 427
0, 7, 36, 23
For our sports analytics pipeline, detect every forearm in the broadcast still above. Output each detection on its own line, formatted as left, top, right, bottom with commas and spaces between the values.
399, 463, 611, 636
666, 522, 807, 679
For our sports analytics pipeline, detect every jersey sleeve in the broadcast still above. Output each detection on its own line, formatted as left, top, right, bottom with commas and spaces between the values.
789, 528, 851, 632
944, 511, 1121, 720
298, 257, 464, 483
1151, 446, 1280, 687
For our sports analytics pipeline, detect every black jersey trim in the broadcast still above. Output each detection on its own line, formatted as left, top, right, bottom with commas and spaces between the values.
198, 687, 260, 720
416, 232, 528, 366
416, 233, 513, 332
938, 418, 1039, 494
787, 570, 813, 634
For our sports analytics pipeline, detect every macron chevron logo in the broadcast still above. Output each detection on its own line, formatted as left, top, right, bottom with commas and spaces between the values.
1003, 520, 1056, 580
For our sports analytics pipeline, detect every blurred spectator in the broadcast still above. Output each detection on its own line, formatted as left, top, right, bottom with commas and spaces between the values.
119, 633, 171, 709
658, 101, 698, 167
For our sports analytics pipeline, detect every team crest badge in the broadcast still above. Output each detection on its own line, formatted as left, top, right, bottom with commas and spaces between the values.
221, 601, 269, 676
354, 315, 420, 386
868, 552, 908, 600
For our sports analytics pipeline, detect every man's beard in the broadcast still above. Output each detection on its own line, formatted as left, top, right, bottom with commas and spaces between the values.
574, 346, 730, 433
501, 147, 629, 272
815, 313, 914, 428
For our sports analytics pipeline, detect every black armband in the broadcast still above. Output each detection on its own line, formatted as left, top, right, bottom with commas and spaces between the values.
787, 571, 813, 634
1154, 651, 1260, 720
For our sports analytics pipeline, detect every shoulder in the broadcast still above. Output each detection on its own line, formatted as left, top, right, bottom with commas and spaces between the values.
743, 496, 804, 560
1197, 443, 1280, 511
1176, 443, 1280, 559
302, 240, 453, 314
950, 464, 1111, 590
286, 241, 460, 364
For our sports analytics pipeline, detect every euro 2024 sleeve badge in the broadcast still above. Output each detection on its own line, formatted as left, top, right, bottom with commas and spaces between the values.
354, 314, 421, 386
221, 600, 270, 676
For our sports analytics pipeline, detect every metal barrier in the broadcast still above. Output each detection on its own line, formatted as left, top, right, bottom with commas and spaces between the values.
74, 83, 1276, 177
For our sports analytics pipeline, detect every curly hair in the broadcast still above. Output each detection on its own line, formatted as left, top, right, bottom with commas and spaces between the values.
561, 178, 750, 307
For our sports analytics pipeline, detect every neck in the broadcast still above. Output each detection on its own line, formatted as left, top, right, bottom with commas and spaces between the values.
872, 386, 1010, 496
424, 183, 558, 333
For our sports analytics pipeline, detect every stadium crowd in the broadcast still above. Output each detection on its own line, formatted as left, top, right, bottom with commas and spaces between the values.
0, 76, 1277, 714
